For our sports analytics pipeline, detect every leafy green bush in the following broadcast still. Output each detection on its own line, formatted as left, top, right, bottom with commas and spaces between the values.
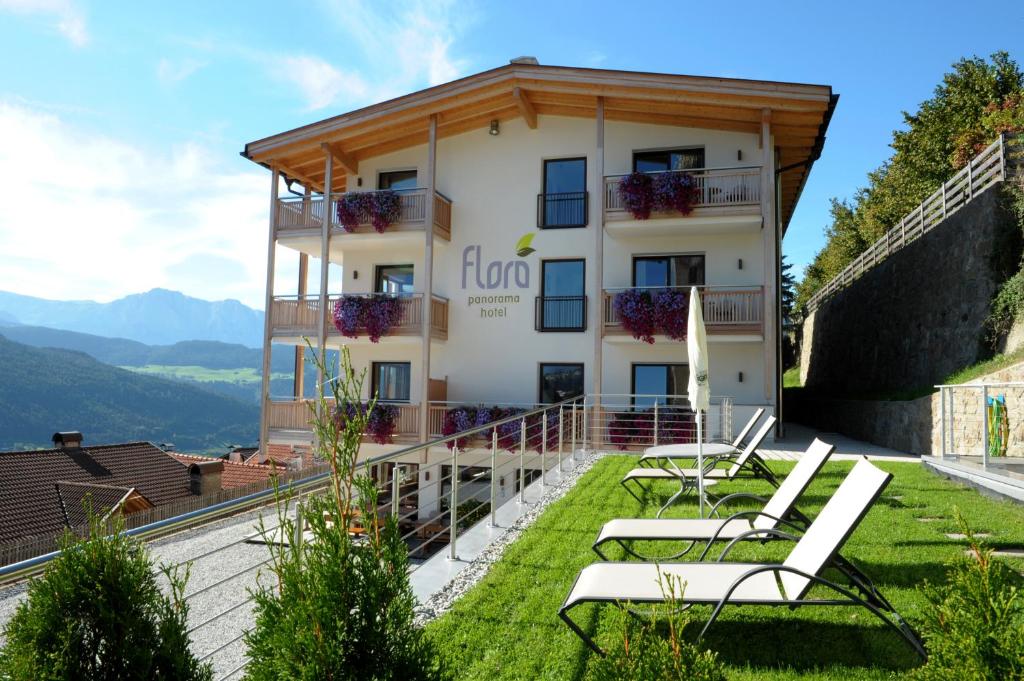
910, 511, 1024, 680
587, 572, 727, 681
0, 514, 211, 681
243, 345, 446, 681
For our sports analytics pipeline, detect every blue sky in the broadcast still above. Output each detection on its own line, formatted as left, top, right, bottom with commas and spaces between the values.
0, 0, 1021, 308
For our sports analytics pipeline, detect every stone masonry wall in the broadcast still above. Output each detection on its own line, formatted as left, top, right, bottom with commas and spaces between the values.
801, 185, 1017, 395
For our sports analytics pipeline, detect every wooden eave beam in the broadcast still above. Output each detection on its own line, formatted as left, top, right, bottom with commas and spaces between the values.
320, 142, 358, 175
512, 86, 537, 129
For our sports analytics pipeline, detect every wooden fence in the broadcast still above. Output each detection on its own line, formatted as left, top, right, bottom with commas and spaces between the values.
806, 134, 1020, 311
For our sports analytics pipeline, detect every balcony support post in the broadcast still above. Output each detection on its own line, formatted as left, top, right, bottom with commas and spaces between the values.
258, 167, 280, 461
420, 114, 438, 447
591, 96, 605, 445
294, 186, 311, 400
316, 151, 334, 415
760, 109, 779, 428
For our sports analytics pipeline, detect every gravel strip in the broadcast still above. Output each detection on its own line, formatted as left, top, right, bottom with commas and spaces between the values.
414, 449, 606, 625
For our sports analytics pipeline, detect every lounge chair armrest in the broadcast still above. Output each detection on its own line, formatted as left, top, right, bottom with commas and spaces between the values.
715, 528, 801, 561
721, 510, 808, 534
707, 493, 768, 517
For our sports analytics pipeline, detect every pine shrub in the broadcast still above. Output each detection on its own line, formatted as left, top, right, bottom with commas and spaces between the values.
0, 514, 211, 681
243, 344, 445, 681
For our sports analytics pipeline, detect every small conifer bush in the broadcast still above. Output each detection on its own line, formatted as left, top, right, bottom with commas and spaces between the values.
0, 513, 211, 681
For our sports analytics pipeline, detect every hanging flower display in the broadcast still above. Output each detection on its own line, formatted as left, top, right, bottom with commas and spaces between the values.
617, 171, 655, 219
653, 288, 688, 341
653, 171, 701, 215
335, 190, 402, 233
335, 401, 399, 444
613, 288, 657, 344
607, 406, 696, 447
332, 295, 403, 342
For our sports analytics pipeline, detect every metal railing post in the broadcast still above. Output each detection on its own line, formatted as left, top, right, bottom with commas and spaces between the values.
541, 412, 548, 488
292, 500, 304, 550
558, 406, 564, 475
391, 465, 400, 517
571, 402, 578, 462
518, 419, 526, 504
939, 386, 947, 460
653, 401, 659, 447
489, 430, 498, 528
982, 386, 989, 471
582, 401, 589, 453
448, 445, 459, 561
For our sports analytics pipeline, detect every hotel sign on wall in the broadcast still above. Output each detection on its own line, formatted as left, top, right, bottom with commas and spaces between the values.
461, 234, 535, 319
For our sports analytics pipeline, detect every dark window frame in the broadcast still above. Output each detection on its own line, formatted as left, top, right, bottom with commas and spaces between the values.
371, 361, 412, 403
538, 156, 588, 229
374, 263, 415, 294
538, 362, 585, 404
630, 362, 689, 407
536, 258, 587, 332
631, 146, 706, 173
631, 253, 706, 288
377, 168, 419, 191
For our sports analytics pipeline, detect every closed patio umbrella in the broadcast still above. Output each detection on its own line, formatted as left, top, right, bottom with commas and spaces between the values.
687, 286, 710, 516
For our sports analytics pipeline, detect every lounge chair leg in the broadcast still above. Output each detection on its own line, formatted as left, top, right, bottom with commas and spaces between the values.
620, 479, 643, 503
592, 542, 609, 561
559, 606, 605, 656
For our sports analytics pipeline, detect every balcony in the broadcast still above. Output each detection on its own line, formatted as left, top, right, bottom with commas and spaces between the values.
603, 166, 761, 236
534, 296, 587, 332
602, 286, 764, 340
266, 398, 420, 444
269, 293, 449, 342
274, 188, 452, 242
536, 191, 588, 229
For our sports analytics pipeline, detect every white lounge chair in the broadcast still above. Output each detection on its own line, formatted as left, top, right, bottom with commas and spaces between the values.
620, 416, 778, 517
560, 458, 926, 659
595, 438, 833, 561
639, 407, 765, 468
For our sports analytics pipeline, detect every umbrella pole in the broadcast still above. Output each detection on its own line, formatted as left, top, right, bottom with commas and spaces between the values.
697, 408, 704, 518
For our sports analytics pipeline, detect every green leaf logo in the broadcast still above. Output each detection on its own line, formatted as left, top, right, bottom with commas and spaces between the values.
515, 233, 536, 258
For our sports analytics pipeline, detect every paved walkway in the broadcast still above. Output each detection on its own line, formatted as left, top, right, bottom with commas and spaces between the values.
763, 423, 919, 462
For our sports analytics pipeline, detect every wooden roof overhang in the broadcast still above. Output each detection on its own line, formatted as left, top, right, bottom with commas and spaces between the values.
242, 63, 837, 232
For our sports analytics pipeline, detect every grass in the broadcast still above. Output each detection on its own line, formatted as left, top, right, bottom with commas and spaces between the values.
424, 456, 1024, 680
783, 366, 802, 388
944, 344, 1024, 385
120, 364, 288, 384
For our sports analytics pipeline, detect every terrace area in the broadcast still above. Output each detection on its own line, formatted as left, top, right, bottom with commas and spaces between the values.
275, 188, 452, 242
603, 285, 764, 340
269, 292, 449, 342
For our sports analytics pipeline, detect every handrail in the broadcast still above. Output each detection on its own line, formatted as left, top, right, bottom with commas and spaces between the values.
604, 164, 762, 178
806, 133, 1015, 311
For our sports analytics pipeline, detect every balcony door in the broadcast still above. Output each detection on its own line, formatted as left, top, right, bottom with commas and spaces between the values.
378, 169, 417, 191
540, 158, 587, 228
633, 147, 705, 173
631, 363, 689, 408
375, 264, 414, 294
538, 259, 585, 331
632, 254, 705, 288
372, 361, 411, 403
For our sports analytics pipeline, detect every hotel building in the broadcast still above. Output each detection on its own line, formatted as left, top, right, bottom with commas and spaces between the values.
242, 59, 836, 463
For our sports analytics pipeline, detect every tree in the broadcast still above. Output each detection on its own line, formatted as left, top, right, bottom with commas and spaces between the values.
780, 255, 796, 323
0, 513, 211, 681
799, 52, 1024, 302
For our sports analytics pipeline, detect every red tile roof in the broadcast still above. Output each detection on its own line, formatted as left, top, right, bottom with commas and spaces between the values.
0, 442, 193, 543
170, 453, 277, 490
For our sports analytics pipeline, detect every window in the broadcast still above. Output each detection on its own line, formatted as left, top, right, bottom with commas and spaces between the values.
371, 362, 411, 403
632, 254, 705, 288
537, 259, 585, 331
631, 364, 689, 408
633, 147, 705, 173
378, 169, 418, 191
539, 363, 584, 403
375, 264, 414, 294
539, 158, 587, 228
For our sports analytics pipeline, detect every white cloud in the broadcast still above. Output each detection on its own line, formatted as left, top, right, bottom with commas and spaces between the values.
0, 0, 87, 46
267, 0, 472, 111
156, 57, 205, 84
0, 102, 271, 308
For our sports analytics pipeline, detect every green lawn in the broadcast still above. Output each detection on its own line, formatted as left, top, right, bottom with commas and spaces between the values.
120, 364, 288, 384
425, 456, 1024, 680
783, 365, 802, 388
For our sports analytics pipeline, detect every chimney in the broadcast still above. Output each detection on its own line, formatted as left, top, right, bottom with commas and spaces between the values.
52, 431, 83, 449
188, 461, 224, 496
509, 56, 539, 65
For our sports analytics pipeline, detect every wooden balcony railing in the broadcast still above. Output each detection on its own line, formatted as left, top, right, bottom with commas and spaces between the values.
275, 188, 452, 240
266, 399, 420, 442
270, 293, 448, 340
603, 286, 764, 337
604, 166, 761, 220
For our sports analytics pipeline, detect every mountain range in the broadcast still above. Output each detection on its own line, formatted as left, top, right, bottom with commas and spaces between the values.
0, 335, 258, 453
0, 288, 265, 347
